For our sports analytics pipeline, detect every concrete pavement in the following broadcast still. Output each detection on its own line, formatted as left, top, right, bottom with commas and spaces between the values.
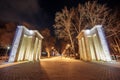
0, 56, 120, 80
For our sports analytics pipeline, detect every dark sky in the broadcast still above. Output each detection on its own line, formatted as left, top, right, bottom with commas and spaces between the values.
0, 0, 119, 28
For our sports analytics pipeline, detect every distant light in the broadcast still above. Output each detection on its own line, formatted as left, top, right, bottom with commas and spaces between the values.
51, 47, 54, 49
66, 44, 70, 49
7, 46, 10, 49
67, 44, 70, 47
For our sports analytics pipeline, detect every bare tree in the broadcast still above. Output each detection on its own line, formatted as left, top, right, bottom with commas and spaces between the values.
72, 4, 86, 34
105, 12, 120, 56
54, 6, 76, 54
72, 1, 120, 56
72, 1, 111, 34
40, 28, 56, 57
53, 1, 120, 56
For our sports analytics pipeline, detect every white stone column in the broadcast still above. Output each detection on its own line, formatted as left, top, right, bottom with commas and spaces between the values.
86, 37, 94, 61
80, 39, 84, 60
28, 36, 35, 61
93, 34, 102, 61
81, 37, 87, 61
8, 26, 23, 62
33, 37, 39, 61
81, 38, 84, 60
83, 30, 92, 61
24, 36, 33, 60
35, 41, 39, 61
17, 35, 28, 61
96, 26, 111, 61
35, 39, 39, 61
89, 37, 96, 60
78, 39, 82, 60
38, 39, 42, 60
85, 36, 92, 61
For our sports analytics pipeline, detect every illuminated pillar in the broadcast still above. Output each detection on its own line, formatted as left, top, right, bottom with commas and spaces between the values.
89, 37, 97, 60
37, 40, 42, 60
9, 26, 43, 62
84, 30, 92, 61
77, 25, 111, 61
78, 39, 82, 60
17, 35, 27, 61
35, 38, 40, 61
8, 26, 23, 62
22, 35, 29, 60
80, 40, 83, 60
95, 33, 106, 61
35, 40, 40, 61
24, 36, 33, 60
87, 37, 94, 60
81, 38, 84, 60
96, 25, 111, 61
81, 40, 84, 60
28, 36, 35, 61
33, 37, 39, 61
78, 39, 85, 60
93, 34, 101, 60
85, 36, 92, 61
81, 37, 87, 61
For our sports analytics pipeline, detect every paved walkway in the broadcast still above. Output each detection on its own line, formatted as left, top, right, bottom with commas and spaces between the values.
0, 57, 120, 80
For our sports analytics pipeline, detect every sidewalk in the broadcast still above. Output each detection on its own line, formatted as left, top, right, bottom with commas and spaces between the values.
0, 57, 120, 80
92, 60, 120, 68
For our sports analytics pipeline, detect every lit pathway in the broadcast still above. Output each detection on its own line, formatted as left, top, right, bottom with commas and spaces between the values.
0, 56, 120, 80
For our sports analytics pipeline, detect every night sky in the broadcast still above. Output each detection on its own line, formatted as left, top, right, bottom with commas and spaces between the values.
0, 0, 120, 28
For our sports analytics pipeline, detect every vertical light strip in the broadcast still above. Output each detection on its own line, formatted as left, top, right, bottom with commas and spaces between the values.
93, 34, 101, 61
80, 39, 84, 60
81, 39, 84, 60
85, 37, 92, 61
97, 26, 111, 61
87, 37, 95, 60
38, 40, 42, 60
81, 38, 84, 60
78, 39, 82, 60
81, 37, 87, 61
28, 37, 35, 61
33, 37, 38, 61
25, 36, 32, 60
96, 33, 106, 61
22, 35, 28, 60
17, 35, 27, 61
35, 40, 39, 61
8, 26, 23, 62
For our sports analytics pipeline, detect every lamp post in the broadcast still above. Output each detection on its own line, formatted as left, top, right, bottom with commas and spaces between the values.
5, 46, 10, 61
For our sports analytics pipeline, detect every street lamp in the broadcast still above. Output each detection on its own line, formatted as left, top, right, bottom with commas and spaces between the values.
5, 46, 10, 61
7, 46, 10, 50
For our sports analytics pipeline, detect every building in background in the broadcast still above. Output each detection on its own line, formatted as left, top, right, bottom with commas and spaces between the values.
8, 26, 43, 62
77, 25, 111, 61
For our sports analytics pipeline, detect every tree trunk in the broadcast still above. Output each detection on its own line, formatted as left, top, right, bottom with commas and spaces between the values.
68, 30, 75, 55
46, 48, 50, 58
